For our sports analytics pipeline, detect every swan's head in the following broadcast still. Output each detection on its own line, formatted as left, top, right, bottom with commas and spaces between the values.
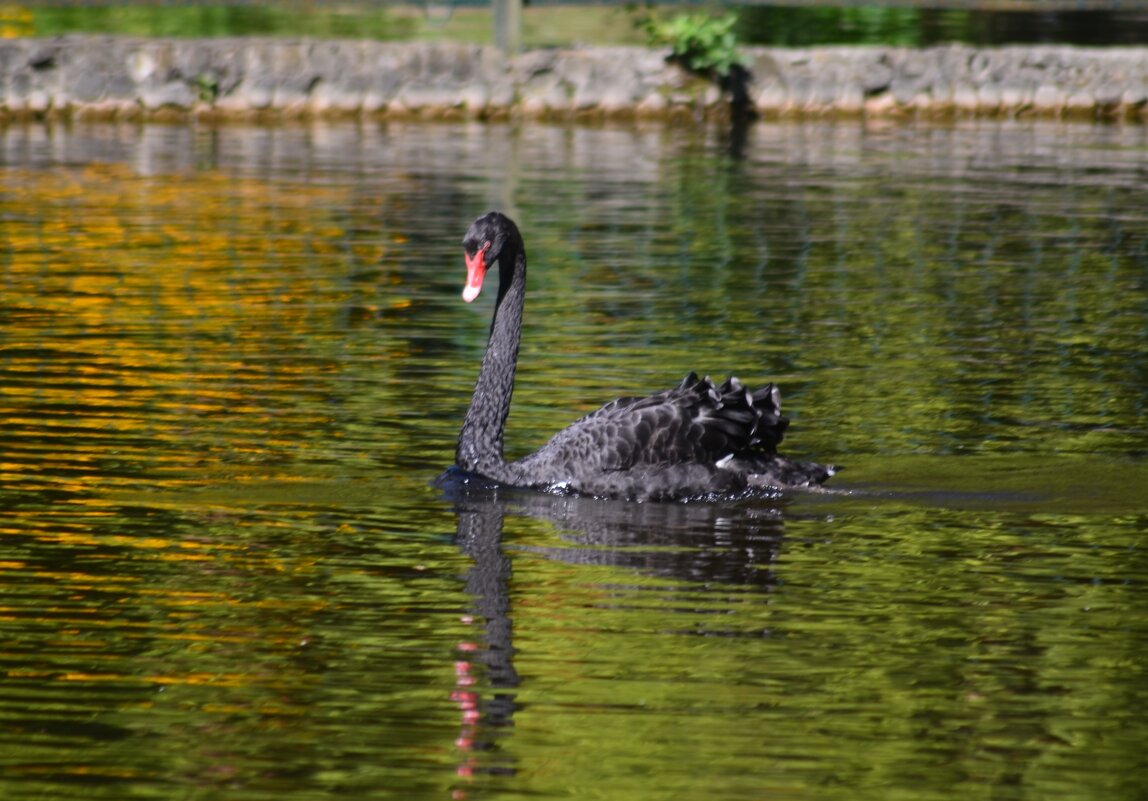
461, 211, 519, 303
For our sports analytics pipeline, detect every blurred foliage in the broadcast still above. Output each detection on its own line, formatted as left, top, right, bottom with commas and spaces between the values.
11, 4, 644, 44
739, 5, 946, 46
18, 4, 415, 39
12, 3, 1148, 46
737, 6, 1148, 46
636, 10, 747, 77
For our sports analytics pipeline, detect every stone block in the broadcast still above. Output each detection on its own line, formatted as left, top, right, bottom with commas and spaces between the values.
1032, 84, 1064, 110
139, 80, 195, 110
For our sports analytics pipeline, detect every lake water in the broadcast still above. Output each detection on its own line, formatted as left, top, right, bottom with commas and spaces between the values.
1, 118, 1146, 801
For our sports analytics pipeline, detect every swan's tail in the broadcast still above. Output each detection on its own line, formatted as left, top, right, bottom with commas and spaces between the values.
679, 372, 837, 489
679, 372, 789, 453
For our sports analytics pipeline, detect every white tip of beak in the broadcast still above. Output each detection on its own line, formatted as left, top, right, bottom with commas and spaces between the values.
462, 284, 482, 303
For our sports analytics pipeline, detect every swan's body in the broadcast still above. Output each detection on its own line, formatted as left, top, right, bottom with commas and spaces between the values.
454, 212, 834, 502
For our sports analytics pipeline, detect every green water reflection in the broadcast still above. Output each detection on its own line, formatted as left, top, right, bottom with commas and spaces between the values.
0, 120, 1146, 801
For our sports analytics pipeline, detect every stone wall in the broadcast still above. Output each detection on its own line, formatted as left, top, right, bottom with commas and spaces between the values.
1, 35, 1146, 121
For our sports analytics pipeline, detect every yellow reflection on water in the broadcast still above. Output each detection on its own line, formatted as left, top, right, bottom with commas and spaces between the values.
1, 160, 405, 499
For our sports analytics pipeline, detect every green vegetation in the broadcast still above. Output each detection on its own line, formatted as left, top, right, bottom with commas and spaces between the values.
7, 3, 981, 47
14, 5, 648, 46
20, 5, 414, 39
637, 11, 746, 78
739, 5, 964, 46
9, 3, 1139, 47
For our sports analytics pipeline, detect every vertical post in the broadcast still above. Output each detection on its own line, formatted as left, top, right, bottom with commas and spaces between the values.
493, 0, 522, 54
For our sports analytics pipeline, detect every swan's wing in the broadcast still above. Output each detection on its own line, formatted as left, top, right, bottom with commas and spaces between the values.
529, 373, 790, 474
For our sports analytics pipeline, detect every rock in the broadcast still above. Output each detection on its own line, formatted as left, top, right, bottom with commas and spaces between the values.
139, 79, 196, 110
520, 72, 568, 114
1123, 83, 1148, 106
1000, 83, 1029, 109
1033, 84, 1064, 111
976, 83, 1002, 111
857, 54, 893, 95
835, 83, 864, 114
636, 91, 668, 114
1065, 91, 1095, 113
953, 84, 980, 112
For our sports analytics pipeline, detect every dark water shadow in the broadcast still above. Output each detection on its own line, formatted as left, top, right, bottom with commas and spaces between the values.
438, 473, 793, 786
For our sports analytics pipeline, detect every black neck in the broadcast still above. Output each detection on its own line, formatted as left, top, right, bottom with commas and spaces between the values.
456, 242, 526, 478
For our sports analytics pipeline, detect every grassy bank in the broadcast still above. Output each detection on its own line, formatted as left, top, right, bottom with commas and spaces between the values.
3, 5, 650, 47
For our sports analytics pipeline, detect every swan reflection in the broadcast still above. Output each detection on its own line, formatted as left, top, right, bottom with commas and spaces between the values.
441, 474, 794, 789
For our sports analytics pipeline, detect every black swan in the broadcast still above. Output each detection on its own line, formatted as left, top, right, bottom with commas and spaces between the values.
453, 211, 834, 502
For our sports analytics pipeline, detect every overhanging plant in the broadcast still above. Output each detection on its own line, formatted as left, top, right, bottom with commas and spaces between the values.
635, 9, 754, 117
642, 10, 748, 79
637, 10, 748, 81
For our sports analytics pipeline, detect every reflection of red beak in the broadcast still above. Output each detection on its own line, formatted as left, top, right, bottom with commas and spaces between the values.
463, 248, 487, 303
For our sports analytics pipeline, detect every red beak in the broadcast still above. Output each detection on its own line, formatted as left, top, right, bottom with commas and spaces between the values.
463, 246, 487, 303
